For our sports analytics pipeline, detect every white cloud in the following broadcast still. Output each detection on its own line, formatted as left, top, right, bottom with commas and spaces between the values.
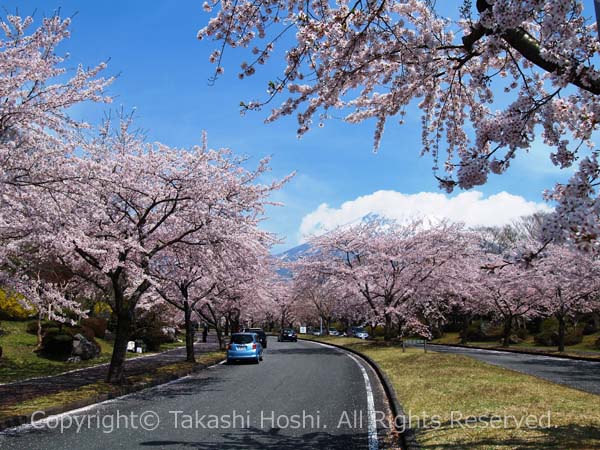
298, 190, 552, 241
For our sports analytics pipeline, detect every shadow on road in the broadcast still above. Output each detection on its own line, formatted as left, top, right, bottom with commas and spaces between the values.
139, 426, 364, 450
131, 376, 223, 402
266, 348, 344, 356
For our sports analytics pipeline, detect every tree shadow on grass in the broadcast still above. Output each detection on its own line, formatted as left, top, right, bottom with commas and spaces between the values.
416, 422, 600, 449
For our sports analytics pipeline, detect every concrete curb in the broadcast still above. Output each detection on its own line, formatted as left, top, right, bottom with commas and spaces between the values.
300, 338, 420, 450
427, 342, 600, 362
0, 357, 225, 432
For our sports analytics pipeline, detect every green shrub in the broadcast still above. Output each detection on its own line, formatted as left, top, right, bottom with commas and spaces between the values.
515, 327, 529, 340
534, 330, 556, 346
26, 320, 61, 335
534, 323, 584, 347
0, 289, 34, 320
81, 317, 107, 338
91, 302, 113, 319
564, 327, 584, 346
582, 315, 599, 335
130, 308, 171, 351
367, 325, 386, 338
40, 330, 73, 358
67, 325, 95, 341
136, 328, 165, 351
459, 321, 485, 342
540, 317, 559, 333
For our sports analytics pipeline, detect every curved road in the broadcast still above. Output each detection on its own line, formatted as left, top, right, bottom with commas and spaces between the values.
0, 338, 391, 450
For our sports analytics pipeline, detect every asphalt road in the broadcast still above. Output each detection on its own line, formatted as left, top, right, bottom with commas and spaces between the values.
0, 338, 391, 450
427, 344, 600, 395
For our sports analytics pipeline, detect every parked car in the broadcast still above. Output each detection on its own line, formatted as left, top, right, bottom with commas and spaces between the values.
311, 328, 322, 336
243, 328, 268, 348
328, 328, 340, 336
347, 326, 369, 339
227, 333, 263, 364
278, 328, 298, 342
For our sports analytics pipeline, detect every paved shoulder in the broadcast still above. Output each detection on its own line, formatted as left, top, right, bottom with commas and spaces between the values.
429, 344, 600, 395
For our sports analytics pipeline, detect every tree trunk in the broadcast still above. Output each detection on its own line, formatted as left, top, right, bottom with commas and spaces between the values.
460, 316, 470, 344
106, 310, 133, 384
557, 314, 566, 353
215, 326, 223, 350
592, 312, 600, 331
224, 317, 230, 337
231, 313, 240, 334
36, 315, 43, 350
184, 302, 196, 363
384, 314, 394, 341
501, 316, 513, 347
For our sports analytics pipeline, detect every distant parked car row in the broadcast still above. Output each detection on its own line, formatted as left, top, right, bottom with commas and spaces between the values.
306, 326, 369, 339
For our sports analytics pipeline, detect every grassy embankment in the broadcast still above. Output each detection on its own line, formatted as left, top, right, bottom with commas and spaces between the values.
303, 334, 600, 450
0, 320, 189, 384
0, 351, 225, 422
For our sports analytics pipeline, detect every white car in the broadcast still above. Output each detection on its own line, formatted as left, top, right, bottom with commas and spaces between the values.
328, 328, 340, 336
349, 327, 370, 339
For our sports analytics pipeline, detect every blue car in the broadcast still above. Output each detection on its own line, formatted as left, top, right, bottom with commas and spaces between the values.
227, 333, 263, 364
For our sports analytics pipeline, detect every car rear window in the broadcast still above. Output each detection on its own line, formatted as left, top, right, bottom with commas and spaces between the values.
231, 334, 254, 344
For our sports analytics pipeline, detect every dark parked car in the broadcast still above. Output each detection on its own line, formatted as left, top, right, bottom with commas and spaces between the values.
243, 328, 268, 348
278, 328, 297, 342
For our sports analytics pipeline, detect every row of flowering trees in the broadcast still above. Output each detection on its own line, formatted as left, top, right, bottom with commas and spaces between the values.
284, 217, 600, 351
0, 15, 287, 384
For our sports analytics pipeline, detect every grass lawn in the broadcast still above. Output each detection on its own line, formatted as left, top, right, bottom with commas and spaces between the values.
0, 320, 187, 383
303, 335, 600, 449
0, 351, 225, 422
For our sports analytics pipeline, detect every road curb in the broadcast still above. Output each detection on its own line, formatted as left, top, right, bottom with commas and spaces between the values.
427, 342, 600, 362
300, 338, 420, 450
0, 357, 225, 432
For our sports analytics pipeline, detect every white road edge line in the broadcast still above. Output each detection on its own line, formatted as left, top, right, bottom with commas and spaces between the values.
346, 353, 379, 450
308, 340, 379, 450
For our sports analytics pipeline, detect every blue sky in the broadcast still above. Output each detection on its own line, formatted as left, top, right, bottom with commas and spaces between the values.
5, 0, 594, 251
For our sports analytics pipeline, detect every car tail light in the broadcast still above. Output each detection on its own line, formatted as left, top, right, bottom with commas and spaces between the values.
252, 343, 257, 349
227, 344, 231, 350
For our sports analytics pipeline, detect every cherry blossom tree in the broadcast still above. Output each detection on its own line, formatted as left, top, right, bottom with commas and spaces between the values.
200, 1, 600, 251
289, 258, 351, 334
0, 14, 112, 187
0, 116, 288, 383
148, 246, 219, 362
307, 219, 473, 339
9, 272, 87, 348
535, 245, 600, 351
476, 254, 543, 347
192, 223, 278, 348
